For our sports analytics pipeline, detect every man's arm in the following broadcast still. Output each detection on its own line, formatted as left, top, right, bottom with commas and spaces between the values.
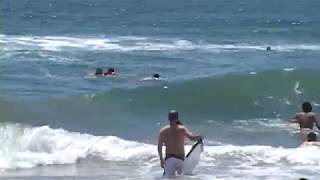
183, 127, 202, 141
157, 131, 164, 168
299, 142, 308, 148
291, 114, 299, 123
312, 115, 320, 130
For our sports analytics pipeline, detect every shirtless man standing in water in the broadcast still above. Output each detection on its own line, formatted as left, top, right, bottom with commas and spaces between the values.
292, 102, 320, 130
158, 111, 201, 176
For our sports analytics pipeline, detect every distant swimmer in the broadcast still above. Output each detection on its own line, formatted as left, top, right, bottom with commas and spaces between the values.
153, 73, 160, 80
141, 73, 162, 81
104, 67, 116, 76
94, 68, 104, 76
299, 132, 320, 147
266, 46, 271, 51
292, 102, 320, 130
93, 68, 116, 77
158, 111, 202, 177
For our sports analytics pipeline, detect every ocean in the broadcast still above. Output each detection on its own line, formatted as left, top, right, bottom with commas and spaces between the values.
1, 0, 320, 179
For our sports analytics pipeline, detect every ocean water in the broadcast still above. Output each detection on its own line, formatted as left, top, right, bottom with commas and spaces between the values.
1, 0, 320, 179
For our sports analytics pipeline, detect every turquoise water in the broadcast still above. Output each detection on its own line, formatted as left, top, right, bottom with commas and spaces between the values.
1, 0, 320, 179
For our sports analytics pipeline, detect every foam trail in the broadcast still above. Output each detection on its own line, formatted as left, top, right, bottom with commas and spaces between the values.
2, 34, 320, 52
283, 68, 295, 72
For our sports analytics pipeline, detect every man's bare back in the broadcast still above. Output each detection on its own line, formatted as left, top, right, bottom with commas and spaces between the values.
159, 125, 187, 158
292, 102, 320, 130
295, 112, 318, 129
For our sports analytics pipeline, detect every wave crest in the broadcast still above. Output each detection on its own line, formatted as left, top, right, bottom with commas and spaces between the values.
1, 123, 320, 172
0, 124, 154, 169
1, 34, 320, 52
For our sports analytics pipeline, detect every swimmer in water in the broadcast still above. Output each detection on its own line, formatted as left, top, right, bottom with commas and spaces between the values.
94, 68, 104, 76
153, 73, 160, 80
266, 46, 271, 51
299, 132, 320, 147
141, 73, 161, 81
104, 68, 116, 76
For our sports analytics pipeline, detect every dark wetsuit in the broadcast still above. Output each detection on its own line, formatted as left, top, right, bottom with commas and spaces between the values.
165, 154, 185, 161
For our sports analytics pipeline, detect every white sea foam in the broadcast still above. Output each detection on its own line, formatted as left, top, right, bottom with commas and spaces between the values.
1, 34, 320, 53
1, 123, 320, 179
0, 124, 320, 172
283, 67, 296, 72
0, 124, 155, 169
233, 118, 290, 130
294, 81, 303, 95
203, 145, 320, 165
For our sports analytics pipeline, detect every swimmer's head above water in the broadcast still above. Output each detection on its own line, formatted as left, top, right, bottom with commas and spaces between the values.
307, 132, 317, 142
104, 68, 115, 76
168, 110, 183, 125
95, 68, 103, 76
302, 102, 312, 113
153, 74, 160, 79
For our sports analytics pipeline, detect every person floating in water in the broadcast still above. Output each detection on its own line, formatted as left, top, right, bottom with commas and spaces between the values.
158, 111, 202, 177
292, 102, 320, 130
266, 46, 271, 51
153, 73, 160, 80
299, 132, 320, 147
94, 68, 116, 77
94, 68, 104, 76
104, 68, 116, 76
141, 73, 162, 81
